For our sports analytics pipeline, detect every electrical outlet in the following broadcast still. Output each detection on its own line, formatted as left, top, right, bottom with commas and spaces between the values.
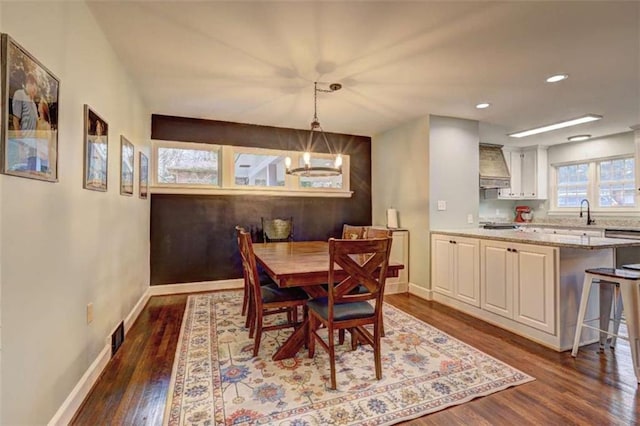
87, 303, 94, 324
467, 214, 474, 224
437, 200, 447, 211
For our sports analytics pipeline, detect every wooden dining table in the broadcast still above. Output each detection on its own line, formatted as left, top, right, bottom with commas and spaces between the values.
252, 240, 404, 360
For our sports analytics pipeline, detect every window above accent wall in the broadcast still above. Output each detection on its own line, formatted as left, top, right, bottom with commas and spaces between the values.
151, 141, 352, 197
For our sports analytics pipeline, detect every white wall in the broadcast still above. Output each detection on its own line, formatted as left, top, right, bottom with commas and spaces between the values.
372, 116, 430, 289
429, 115, 480, 228
0, 2, 150, 424
547, 131, 634, 165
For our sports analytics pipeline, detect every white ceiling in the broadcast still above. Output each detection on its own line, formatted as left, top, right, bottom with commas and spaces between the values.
88, 1, 640, 147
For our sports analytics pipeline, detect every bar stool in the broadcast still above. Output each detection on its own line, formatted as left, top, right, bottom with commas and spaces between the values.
571, 268, 640, 384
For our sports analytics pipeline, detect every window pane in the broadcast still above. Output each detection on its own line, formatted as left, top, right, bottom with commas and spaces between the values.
556, 163, 588, 207
299, 156, 343, 189
598, 157, 635, 207
157, 147, 218, 184
234, 153, 286, 187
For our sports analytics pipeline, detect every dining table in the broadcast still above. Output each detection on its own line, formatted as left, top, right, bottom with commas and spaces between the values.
252, 240, 404, 360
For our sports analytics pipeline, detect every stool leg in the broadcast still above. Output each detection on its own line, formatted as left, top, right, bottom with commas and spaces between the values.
599, 281, 614, 351
619, 279, 640, 384
610, 288, 623, 348
572, 273, 594, 357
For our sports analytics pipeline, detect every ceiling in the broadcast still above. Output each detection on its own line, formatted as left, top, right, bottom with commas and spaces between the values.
88, 1, 639, 147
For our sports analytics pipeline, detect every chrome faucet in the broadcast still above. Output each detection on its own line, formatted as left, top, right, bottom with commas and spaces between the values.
579, 199, 595, 225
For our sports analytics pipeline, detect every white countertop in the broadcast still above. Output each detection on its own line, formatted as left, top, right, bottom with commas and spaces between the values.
432, 228, 640, 249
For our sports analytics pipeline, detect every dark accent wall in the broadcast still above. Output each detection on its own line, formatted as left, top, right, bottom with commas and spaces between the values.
150, 115, 372, 285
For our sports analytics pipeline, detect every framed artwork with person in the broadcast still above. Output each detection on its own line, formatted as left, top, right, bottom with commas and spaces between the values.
120, 136, 134, 196
83, 105, 109, 191
1, 33, 60, 182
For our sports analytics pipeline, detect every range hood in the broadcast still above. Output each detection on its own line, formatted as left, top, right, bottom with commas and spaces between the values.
479, 143, 510, 189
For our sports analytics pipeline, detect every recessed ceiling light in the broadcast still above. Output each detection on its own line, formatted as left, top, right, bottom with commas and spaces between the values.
568, 134, 591, 142
476, 103, 490, 109
508, 114, 602, 138
546, 74, 569, 83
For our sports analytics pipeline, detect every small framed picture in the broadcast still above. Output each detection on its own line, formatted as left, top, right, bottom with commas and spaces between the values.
83, 105, 108, 191
120, 136, 134, 196
1, 34, 60, 182
139, 152, 148, 199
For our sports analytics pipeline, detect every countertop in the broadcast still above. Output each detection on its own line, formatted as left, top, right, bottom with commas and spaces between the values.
432, 228, 640, 249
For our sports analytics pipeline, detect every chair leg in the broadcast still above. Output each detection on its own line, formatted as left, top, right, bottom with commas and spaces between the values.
328, 324, 337, 390
241, 278, 249, 316
253, 315, 263, 357
610, 288, 623, 348
374, 323, 382, 380
308, 315, 316, 358
599, 281, 614, 351
245, 287, 254, 330
338, 329, 345, 345
572, 274, 594, 357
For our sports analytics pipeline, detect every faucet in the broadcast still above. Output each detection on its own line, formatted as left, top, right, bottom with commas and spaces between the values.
579, 199, 595, 225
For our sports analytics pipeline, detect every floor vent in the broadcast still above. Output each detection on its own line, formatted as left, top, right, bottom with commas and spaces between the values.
111, 321, 125, 356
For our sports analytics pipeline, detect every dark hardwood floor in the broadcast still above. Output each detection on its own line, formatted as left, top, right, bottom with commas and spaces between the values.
71, 292, 640, 425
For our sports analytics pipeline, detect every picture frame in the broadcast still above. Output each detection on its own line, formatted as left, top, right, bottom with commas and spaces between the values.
139, 152, 148, 199
120, 136, 134, 196
1, 33, 60, 182
83, 105, 108, 191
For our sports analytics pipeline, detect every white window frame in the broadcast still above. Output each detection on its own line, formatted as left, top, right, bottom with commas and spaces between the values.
151, 140, 221, 188
550, 154, 638, 215
150, 140, 352, 198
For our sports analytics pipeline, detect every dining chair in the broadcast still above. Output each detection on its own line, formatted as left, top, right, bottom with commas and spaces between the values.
238, 229, 308, 357
307, 236, 392, 389
342, 224, 366, 240
364, 227, 392, 239
261, 217, 293, 242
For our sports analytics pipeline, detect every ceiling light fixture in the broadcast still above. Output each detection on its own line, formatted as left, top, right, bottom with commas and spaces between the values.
567, 134, 591, 142
508, 114, 602, 138
546, 74, 568, 83
285, 82, 342, 177
476, 102, 490, 109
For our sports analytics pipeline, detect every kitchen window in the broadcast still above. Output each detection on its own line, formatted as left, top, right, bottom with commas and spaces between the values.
552, 155, 636, 211
151, 141, 351, 197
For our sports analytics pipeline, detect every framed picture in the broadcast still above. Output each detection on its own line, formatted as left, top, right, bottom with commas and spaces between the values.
83, 105, 108, 191
139, 152, 148, 199
1, 33, 60, 182
120, 136, 134, 196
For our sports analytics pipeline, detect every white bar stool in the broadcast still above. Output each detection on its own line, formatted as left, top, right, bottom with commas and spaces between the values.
571, 267, 640, 384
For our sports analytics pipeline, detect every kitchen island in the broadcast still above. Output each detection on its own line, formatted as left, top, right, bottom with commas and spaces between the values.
430, 228, 640, 351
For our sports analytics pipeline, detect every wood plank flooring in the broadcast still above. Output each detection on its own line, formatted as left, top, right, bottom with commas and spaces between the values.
71, 292, 640, 425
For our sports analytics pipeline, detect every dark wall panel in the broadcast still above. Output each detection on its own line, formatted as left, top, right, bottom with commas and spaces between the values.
150, 115, 372, 285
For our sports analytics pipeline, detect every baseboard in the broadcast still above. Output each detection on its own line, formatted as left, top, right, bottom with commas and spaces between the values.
385, 281, 408, 294
148, 279, 244, 296
47, 344, 111, 426
48, 288, 151, 426
408, 283, 432, 300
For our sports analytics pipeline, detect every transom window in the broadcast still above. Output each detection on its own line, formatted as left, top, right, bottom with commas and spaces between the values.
151, 141, 351, 197
553, 155, 636, 210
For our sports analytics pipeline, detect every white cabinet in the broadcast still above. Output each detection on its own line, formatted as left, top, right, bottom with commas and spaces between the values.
480, 239, 556, 334
431, 234, 480, 307
634, 127, 640, 205
499, 150, 522, 198
499, 146, 548, 200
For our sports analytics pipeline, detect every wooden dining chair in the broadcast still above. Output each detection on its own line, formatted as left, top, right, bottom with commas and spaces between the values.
238, 229, 308, 357
364, 227, 392, 239
307, 236, 392, 389
261, 217, 293, 242
342, 224, 366, 240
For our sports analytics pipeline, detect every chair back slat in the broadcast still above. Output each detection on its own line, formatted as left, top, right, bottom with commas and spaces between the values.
238, 229, 264, 309
328, 237, 392, 318
364, 227, 392, 239
342, 224, 366, 239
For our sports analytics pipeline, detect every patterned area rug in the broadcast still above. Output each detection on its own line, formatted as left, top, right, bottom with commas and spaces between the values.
164, 291, 534, 425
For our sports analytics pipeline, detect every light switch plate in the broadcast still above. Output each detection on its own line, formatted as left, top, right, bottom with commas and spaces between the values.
467, 214, 474, 224
437, 200, 447, 211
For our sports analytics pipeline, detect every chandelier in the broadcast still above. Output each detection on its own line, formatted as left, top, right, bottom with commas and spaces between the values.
285, 82, 343, 177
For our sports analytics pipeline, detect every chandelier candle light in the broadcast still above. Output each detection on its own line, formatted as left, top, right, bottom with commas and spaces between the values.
285, 82, 343, 177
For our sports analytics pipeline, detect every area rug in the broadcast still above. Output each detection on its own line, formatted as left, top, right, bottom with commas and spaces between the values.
164, 291, 534, 425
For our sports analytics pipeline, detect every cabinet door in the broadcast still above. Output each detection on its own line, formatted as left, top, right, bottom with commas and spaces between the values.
432, 235, 453, 296
454, 238, 480, 307
509, 151, 522, 197
521, 150, 536, 198
512, 243, 556, 333
635, 128, 640, 205
481, 241, 513, 318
